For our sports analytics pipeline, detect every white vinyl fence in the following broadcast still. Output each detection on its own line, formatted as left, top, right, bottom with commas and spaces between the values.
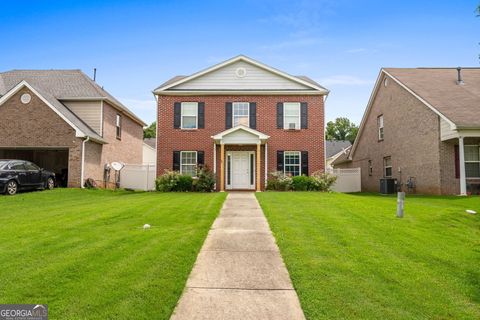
328, 168, 361, 193
120, 164, 156, 191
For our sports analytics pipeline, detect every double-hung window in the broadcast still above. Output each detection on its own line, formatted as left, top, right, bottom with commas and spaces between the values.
116, 114, 122, 139
180, 151, 197, 176
284, 151, 301, 176
383, 156, 392, 177
377, 115, 384, 140
181, 102, 198, 129
465, 145, 480, 178
284, 103, 301, 130
233, 102, 249, 127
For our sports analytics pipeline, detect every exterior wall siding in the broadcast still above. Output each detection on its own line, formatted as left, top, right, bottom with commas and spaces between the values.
338, 74, 445, 194
83, 101, 143, 184
156, 95, 325, 190
63, 100, 103, 135
0, 88, 82, 187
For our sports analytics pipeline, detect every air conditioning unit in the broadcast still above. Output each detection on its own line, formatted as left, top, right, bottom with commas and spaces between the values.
288, 123, 297, 130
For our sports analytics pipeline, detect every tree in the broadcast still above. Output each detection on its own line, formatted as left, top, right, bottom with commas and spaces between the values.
325, 117, 359, 144
143, 121, 156, 139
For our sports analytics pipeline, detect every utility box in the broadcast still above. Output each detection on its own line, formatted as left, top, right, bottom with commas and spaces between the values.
380, 178, 397, 194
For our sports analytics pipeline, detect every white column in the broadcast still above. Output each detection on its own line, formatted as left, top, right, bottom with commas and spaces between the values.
459, 136, 467, 195
264, 143, 268, 186
213, 142, 217, 190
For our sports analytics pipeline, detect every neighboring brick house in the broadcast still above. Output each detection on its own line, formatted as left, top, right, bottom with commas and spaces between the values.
333, 67, 480, 195
154, 55, 329, 191
0, 70, 145, 187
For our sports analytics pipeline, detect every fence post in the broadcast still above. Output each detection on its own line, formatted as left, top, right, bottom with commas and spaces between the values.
397, 192, 405, 218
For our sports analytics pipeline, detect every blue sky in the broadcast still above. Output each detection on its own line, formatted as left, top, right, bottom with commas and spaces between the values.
1, 0, 478, 125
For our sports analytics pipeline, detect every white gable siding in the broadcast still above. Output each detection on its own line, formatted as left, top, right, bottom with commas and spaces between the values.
223, 129, 260, 144
172, 61, 311, 91
63, 100, 102, 135
440, 118, 458, 141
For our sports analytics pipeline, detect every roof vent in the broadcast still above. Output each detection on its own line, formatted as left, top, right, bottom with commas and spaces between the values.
456, 67, 464, 85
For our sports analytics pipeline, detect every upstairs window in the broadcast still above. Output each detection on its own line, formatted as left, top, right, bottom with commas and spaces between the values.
181, 102, 198, 129
383, 156, 392, 177
233, 102, 249, 127
377, 115, 384, 140
116, 114, 122, 139
465, 145, 480, 178
284, 151, 301, 176
180, 151, 197, 176
284, 103, 301, 130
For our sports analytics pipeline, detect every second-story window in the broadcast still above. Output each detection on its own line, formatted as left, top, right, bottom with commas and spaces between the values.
377, 115, 384, 140
116, 114, 122, 139
233, 102, 249, 127
383, 156, 392, 177
284, 102, 301, 130
181, 102, 198, 129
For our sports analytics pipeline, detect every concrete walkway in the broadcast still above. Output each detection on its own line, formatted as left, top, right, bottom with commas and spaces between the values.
170, 192, 305, 320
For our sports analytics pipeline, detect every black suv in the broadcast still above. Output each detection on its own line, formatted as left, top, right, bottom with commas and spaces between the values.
0, 160, 56, 195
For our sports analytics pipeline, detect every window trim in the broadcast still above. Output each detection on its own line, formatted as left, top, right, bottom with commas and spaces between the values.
180, 102, 198, 130
377, 115, 384, 141
283, 102, 301, 130
232, 102, 250, 127
464, 145, 480, 178
383, 156, 392, 178
180, 151, 198, 176
284, 151, 301, 176
116, 114, 122, 140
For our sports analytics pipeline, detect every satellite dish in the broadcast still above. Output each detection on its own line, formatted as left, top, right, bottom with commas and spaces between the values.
111, 162, 124, 171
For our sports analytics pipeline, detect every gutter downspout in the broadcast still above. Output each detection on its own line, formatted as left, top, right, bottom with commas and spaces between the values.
81, 136, 90, 188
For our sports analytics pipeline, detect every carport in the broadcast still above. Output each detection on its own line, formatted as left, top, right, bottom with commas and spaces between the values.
0, 147, 69, 187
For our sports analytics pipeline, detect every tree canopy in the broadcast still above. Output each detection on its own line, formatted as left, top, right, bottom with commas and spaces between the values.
325, 117, 359, 144
143, 121, 156, 139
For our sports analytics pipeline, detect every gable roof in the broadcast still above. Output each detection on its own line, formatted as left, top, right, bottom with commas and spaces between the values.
143, 138, 156, 148
349, 67, 480, 160
0, 80, 106, 143
0, 69, 146, 126
154, 55, 329, 94
211, 125, 270, 142
326, 140, 351, 158
383, 68, 480, 128
331, 146, 352, 166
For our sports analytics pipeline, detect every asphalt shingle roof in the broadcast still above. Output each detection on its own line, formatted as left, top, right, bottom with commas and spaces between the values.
326, 140, 352, 158
384, 68, 480, 128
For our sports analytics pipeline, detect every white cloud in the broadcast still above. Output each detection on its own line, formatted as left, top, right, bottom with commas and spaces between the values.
318, 75, 375, 86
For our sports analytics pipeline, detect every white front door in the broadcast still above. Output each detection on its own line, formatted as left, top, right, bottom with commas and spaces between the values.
227, 151, 255, 190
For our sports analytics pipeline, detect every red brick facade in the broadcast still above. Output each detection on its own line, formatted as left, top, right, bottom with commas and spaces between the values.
156, 95, 325, 190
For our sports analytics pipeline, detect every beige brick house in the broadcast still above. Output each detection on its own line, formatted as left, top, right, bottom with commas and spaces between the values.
334, 67, 480, 195
0, 70, 145, 187
154, 55, 328, 191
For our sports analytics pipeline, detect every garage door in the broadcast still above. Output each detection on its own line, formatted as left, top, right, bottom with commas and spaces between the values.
0, 148, 69, 187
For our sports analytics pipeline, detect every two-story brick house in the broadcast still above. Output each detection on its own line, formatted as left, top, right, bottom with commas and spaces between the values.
334, 67, 480, 195
154, 55, 329, 191
0, 70, 145, 187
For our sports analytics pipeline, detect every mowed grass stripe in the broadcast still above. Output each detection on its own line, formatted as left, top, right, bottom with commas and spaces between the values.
0, 189, 226, 319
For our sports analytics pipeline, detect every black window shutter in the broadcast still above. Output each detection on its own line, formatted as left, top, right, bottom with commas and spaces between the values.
197, 151, 205, 168
173, 151, 181, 171
277, 103, 284, 129
301, 151, 309, 176
454, 145, 459, 179
249, 102, 257, 129
198, 102, 205, 129
277, 151, 284, 172
225, 102, 232, 129
174, 102, 181, 129
301, 102, 308, 129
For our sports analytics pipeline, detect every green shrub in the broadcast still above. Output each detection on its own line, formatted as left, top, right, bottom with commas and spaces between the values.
155, 170, 193, 192
266, 171, 292, 191
195, 167, 216, 192
310, 171, 337, 191
176, 175, 193, 192
291, 175, 312, 191
155, 170, 181, 192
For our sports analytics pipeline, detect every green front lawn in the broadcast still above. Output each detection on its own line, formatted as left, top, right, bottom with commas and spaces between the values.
256, 192, 480, 320
0, 189, 226, 319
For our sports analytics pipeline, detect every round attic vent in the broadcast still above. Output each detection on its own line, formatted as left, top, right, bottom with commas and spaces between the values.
21, 93, 31, 104
235, 67, 247, 78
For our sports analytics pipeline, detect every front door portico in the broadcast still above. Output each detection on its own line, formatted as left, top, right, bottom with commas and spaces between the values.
227, 151, 255, 190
